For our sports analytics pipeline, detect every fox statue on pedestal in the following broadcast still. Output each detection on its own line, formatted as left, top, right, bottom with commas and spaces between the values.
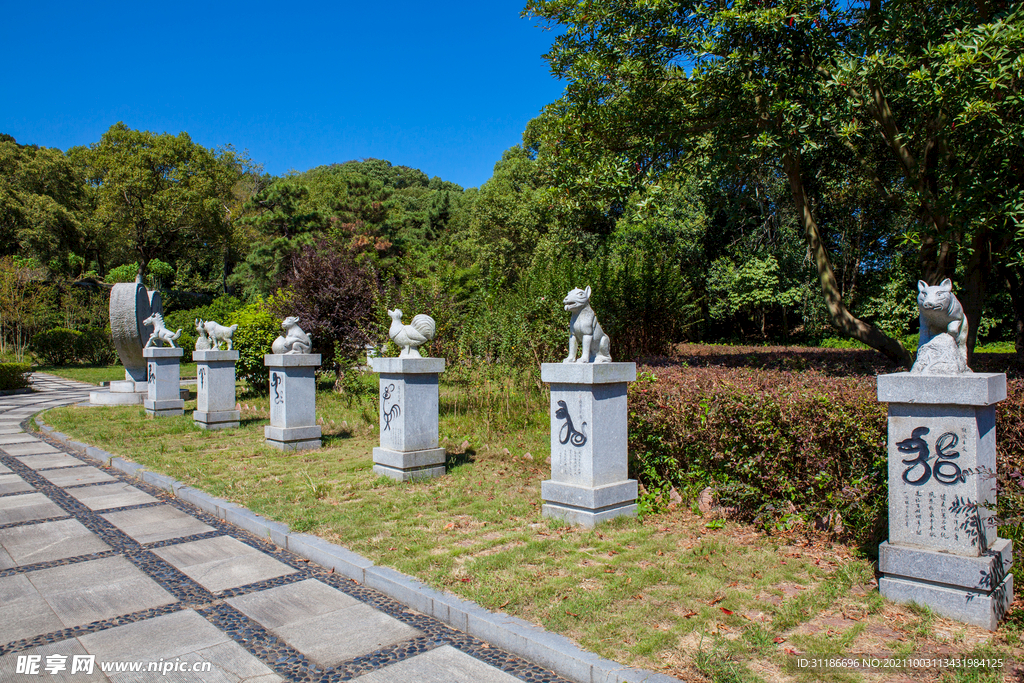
562, 286, 612, 364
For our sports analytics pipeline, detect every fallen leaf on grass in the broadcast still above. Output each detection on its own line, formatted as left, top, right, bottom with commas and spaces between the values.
720, 607, 733, 615
774, 637, 786, 644
709, 595, 725, 606
444, 522, 456, 530
682, 610, 698, 618
458, 577, 472, 583
727, 581, 738, 587
566, 610, 580, 618
499, 600, 510, 608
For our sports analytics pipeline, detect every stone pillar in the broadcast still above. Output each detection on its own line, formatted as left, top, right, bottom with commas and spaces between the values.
877, 372, 1012, 630
193, 350, 240, 430
370, 357, 446, 481
264, 354, 321, 451
540, 363, 638, 528
143, 347, 184, 417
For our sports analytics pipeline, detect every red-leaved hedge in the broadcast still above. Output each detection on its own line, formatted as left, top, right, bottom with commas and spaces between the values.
627, 345, 1024, 546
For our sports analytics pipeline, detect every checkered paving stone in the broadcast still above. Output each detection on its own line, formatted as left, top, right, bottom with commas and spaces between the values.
0, 374, 572, 683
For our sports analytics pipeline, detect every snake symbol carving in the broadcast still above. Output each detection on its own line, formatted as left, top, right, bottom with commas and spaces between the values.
555, 400, 587, 447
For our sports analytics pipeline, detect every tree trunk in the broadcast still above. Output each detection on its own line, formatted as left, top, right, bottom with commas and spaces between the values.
783, 151, 911, 366
996, 261, 1024, 360
959, 228, 996, 368
918, 233, 958, 286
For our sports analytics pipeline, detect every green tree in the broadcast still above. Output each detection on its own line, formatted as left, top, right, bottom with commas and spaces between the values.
467, 146, 553, 286
70, 123, 235, 283
524, 0, 1024, 363
0, 137, 90, 273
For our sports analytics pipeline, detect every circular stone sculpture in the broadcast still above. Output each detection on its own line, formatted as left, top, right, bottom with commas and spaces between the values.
109, 282, 159, 382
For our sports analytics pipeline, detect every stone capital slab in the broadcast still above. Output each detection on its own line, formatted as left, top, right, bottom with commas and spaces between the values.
877, 372, 1007, 406
371, 357, 446, 374
264, 353, 321, 368
143, 347, 184, 360
193, 349, 239, 362
541, 362, 636, 385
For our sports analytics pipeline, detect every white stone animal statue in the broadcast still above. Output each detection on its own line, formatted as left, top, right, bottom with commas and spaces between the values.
194, 319, 214, 351
203, 320, 237, 351
562, 286, 612, 364
388, 309, 436, 358
142, 313, 182, 348
911, 278, 971, 375
271, 317, 313, 355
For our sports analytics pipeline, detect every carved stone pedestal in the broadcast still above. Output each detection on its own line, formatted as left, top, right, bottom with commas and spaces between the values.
540, 363, 638, 528
263, 354, 321, 451
193, 350, 240, 430
877, 373, 1012, 630
143, 347, 185, 417
370, 357, 446, 481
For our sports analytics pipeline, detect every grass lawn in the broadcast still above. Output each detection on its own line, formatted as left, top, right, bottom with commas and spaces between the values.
36, 363, 198, 384
37, 362, 1022, 682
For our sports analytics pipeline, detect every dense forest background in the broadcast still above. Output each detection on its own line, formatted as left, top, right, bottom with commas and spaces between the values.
1, 0, 1021, 372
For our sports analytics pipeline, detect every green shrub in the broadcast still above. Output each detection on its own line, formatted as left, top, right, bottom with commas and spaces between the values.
227, 301, 279, 393
628, 363, 889, 542
163, 294, 245, 354
77, 327, 116, 365
0, 363, 31, 391
31, 328, 84, 366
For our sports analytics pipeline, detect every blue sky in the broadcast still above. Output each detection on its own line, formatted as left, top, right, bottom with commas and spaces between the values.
1, 1, 565, 189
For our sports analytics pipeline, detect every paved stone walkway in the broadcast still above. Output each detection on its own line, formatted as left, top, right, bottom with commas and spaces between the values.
0, 375, 572, 683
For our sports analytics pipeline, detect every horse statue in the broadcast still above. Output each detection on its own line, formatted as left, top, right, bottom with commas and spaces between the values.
143, 313, 182, 348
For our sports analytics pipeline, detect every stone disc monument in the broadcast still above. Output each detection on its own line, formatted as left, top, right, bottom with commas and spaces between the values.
877, 279, 1012, 629
89, 282, 161, 406
264, 317, 321, 451
540, 287, 638, 527
370, 309, 446, 481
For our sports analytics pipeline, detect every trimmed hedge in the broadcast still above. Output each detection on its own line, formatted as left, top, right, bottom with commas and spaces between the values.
30, 327, 116, 366
628, 365, 888, 541
31, 328, 83, 366
628, 346, 1024, 546
0, 363, 31, 391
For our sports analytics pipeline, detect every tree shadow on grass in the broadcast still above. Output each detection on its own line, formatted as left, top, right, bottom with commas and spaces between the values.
447, 448, 475, 473
320, 429, 355, 447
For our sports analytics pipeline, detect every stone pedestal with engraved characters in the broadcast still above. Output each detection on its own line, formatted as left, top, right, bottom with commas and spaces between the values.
540, 363, 638, 528
370, 357, 446, 481
263, 354, 321, 451
877, 373, 1012, 630
193, 349, 240, 430
143, 347, 184, 417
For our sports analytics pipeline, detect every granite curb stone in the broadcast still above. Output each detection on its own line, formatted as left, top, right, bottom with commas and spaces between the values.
29, 412, 681, 683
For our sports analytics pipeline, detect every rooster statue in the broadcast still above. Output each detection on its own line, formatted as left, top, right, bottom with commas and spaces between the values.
388, 309, 436, 358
